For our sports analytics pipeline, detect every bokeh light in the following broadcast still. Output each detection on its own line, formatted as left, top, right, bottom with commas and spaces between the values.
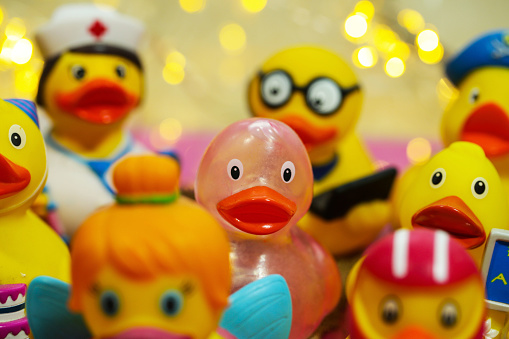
11, 38, 32, 64
385, 57, 405, 78
163, 62, 185, 85
242, 0, 267, 13
387, 40, 411, 61
407, 137, 432, 164
418, 42, 444, 64
345, 14, 368, 38
159, 118, 183, 142
0, 7, 4, 26
354, 1, 375, 20
416, 29, 439, 52
166, 51, 186, 68
397, 9, 425, 34
179, 0, 206, 13
14, 58, 43, 97
219, 23, 246, 54
353, 46, 377, 68
373, 25, 399, 53
437, 77, 458, 109
5, 18, 25, 40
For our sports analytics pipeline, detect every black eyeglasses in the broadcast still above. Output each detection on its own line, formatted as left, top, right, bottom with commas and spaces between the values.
258, 70, 360, 116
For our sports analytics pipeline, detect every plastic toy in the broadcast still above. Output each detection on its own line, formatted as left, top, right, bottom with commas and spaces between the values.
394, 141, 509, 266
0, 284, 30, 339
35, 3, 148, 236
26, 155, 292, 339
0, 99, 70, 286
442, 29, 509, 202
347, 228, 485, 339
248, 45, 396, 256
195, 118, 341, 338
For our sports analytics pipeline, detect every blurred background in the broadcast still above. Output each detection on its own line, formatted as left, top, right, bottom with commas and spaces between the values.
0, 0, 508, 182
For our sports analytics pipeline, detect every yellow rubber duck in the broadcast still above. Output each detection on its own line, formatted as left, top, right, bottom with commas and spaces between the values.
248, 46, 396, 256
442, 30, 509, 201
0, 99, 70, 285
35, 3, 147, 236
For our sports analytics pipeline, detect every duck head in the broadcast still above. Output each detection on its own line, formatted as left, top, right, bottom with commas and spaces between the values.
195, 118, 313, 238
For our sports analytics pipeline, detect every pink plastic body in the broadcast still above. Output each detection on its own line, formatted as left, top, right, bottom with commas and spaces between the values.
195, 118, 341, 338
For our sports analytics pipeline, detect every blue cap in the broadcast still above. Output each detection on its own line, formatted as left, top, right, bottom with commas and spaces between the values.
4, 99, 39, 128
446, 30, 509, 86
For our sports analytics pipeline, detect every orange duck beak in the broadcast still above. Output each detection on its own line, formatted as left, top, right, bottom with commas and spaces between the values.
217, 186, 297, 235
56, 78, 139, 124
279, 115, 337, 150
392, 326, 440, 339
0, 154, 30, 198
412, 196, 485, 249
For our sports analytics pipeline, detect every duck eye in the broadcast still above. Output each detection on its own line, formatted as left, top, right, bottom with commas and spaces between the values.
8, 125, 26, 149
116, 65, 126, 78
439, 301, 459, 328
380, 296, 401, 324
306, 78, 342, 115
471, 177, 488, 199
160, 290, 184, 316
71, 65, 86, 80
99, 291, 120, 317
260, 71, 293, 108
430, 168, 446, 188
281, 161, 295, 183
227, 159, 243, 180
468, 87, 480, 104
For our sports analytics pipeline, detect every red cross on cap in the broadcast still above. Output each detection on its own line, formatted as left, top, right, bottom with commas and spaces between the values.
88, 20, 107, 39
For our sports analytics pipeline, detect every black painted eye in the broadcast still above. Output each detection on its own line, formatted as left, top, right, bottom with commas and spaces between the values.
430, 168, 446, 188
281, 161, 295, 183
260, 71, 293, 108
380, 296, 401, 324
116, 65, 126, 78
469, 87, 480, 104
306, 78, 342, 115
227, 159, 243, 180
8, 125, 26, 149
99, 291, 120, 317
71, 65, 86, 80
439, 301, 459, 328
160, 290, 184, 316
471, 177, 488, 199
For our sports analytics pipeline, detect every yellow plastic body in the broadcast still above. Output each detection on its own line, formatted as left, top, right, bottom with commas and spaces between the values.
248, 46, 391, 256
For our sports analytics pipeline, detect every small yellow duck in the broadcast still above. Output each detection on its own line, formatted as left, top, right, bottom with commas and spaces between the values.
248, 46, 395, 256
0, 99, 70, 285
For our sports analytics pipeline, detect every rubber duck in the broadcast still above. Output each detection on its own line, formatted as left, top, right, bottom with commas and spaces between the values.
248, 45, 396, 256
195, 118, 341, 338
26, 155, 292, 339
394, 141, 509, 266
35, 3, 148, 236
0, 99, 70, 285
442, 30, 509, 201
347, 228, 485, 339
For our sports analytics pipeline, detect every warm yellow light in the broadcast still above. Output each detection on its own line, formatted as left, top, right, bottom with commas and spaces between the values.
5, 18, 25, 40
385, 57, 405, 78
92, 0, 120, 8
159, 118, 182, 142
242, 0, 267, 13
163, 62, 185, 85
388, 40, 411, 61
354, 1, 375, 20
11, 38, 32, 64
166, 51, 186, 68
417, 29, 439, 52
345, 14, 368, 39
0, 7, 4, 26
407, 137, 432, 164
373, 25, 398, 53
14, 58, 43, 97
437, 77, 458, 109
219, 23, 246, 53
179, 0, 206, 13
418, 42, 444, 64
353, 46, 377, 68
397, 9, 425, 34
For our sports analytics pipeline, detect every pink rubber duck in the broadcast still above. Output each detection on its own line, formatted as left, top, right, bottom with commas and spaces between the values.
195, 118, 341, 338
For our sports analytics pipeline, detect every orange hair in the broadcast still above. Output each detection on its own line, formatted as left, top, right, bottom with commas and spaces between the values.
68, 156, 231, 313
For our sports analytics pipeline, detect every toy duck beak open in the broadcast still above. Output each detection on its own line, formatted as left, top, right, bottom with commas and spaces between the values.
102, 327, 191, 339
217, 186, 297, 235
56, 78, 139, 124
279, 115, 337, 150
411, 196, 485, 249
392, 326, 439, 339
0, 154, 30, 198
461, 102, 509, 157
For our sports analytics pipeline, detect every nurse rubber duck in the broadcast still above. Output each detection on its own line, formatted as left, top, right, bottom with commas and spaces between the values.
347, 229, 485, 339
248, 46, 396, 256
195, 118, 341, 338
442, 30, 509, 200
35, 3, 148, 236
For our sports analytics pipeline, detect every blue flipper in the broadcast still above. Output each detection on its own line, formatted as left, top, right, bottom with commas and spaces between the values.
219, 275, 292, 339
26, 276, 91, 339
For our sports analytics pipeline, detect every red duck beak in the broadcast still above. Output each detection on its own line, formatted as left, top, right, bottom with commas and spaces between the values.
461, 102, 509, 157
279, 115, 337, 150
217, 186, 297, 235
0, 154, 30, 198
412, 196, 486, 249
392, 326, 439, 339
56, 78, 139, 124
